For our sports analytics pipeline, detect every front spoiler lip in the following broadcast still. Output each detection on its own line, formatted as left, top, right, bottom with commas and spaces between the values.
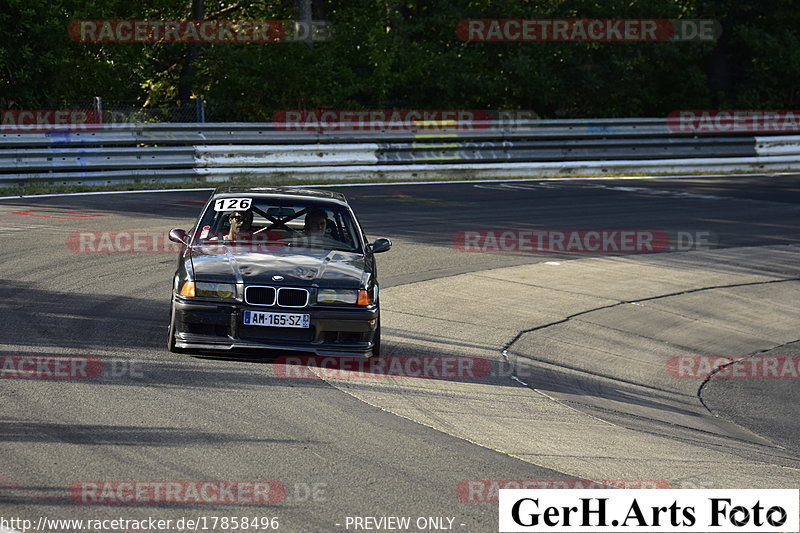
174, 337, 372, 358
171, 297, 377, 358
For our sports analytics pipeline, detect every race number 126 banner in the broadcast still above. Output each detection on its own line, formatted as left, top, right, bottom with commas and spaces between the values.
499, 489, 799, 532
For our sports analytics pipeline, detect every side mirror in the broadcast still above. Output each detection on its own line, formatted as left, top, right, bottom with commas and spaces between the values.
168, 228, 189, 245
370, 237, 392, 254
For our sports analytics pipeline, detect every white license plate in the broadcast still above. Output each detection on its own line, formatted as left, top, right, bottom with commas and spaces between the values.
243, 310, 310, 328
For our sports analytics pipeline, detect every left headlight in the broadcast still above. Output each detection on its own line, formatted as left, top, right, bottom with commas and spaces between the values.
317, 288, 372, 305
179, 281, 236, 299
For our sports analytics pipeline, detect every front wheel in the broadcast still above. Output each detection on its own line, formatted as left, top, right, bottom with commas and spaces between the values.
371, 316, 381, 357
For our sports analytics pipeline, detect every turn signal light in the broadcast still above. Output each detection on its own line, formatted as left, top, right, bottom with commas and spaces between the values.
179, 281, 196, 297
357, 289, 372, 306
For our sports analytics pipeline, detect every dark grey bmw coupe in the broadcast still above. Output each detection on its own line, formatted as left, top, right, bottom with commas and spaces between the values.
167, 187, 391, 357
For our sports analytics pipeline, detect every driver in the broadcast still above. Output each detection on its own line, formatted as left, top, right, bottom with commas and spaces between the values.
225, 210, 253, 241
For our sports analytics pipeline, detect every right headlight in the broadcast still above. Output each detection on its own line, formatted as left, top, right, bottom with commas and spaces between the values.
179, 281, 236, 299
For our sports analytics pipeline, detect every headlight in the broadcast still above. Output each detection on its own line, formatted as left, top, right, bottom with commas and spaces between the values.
317, 289, 373, 305
179, 281, 236, 299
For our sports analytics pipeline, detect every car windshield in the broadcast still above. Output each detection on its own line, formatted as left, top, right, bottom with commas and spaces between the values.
193, 197, 363, 254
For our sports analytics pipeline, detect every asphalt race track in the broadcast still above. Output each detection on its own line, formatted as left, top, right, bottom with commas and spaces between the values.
0, 174, 799, 532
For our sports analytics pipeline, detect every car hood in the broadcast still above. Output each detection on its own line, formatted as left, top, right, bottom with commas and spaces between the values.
188, 246, 367, 287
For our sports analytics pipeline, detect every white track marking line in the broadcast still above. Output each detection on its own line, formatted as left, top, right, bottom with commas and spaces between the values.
0, 172, 794, 201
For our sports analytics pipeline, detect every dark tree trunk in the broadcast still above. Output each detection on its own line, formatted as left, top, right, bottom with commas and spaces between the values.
296, 0, 313, 49
708, 36, 732, 108
177, 0, 205, 104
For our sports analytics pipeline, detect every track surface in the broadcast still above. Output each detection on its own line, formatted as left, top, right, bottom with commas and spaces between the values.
0, 174, 798, 531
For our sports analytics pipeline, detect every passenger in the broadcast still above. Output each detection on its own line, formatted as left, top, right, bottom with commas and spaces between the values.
303, 208, 328, 235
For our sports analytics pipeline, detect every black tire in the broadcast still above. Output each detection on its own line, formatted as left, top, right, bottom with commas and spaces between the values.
371, 316, 381, 357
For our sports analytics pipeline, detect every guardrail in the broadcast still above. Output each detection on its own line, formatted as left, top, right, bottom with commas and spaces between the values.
1, 119, 798, 187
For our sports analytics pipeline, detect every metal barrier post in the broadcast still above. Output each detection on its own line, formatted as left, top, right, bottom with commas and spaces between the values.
195, 97, 205, 123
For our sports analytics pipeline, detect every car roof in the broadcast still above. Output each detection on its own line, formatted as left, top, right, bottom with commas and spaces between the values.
212, 186, 349, 205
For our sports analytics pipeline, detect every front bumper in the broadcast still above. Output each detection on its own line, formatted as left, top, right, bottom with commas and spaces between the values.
171, 297, 379, 357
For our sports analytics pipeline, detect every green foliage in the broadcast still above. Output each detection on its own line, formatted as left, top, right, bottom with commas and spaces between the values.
1, 0, 797, 117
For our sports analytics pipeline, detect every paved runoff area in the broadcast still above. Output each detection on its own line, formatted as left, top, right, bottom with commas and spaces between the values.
314, 245, 800, 490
